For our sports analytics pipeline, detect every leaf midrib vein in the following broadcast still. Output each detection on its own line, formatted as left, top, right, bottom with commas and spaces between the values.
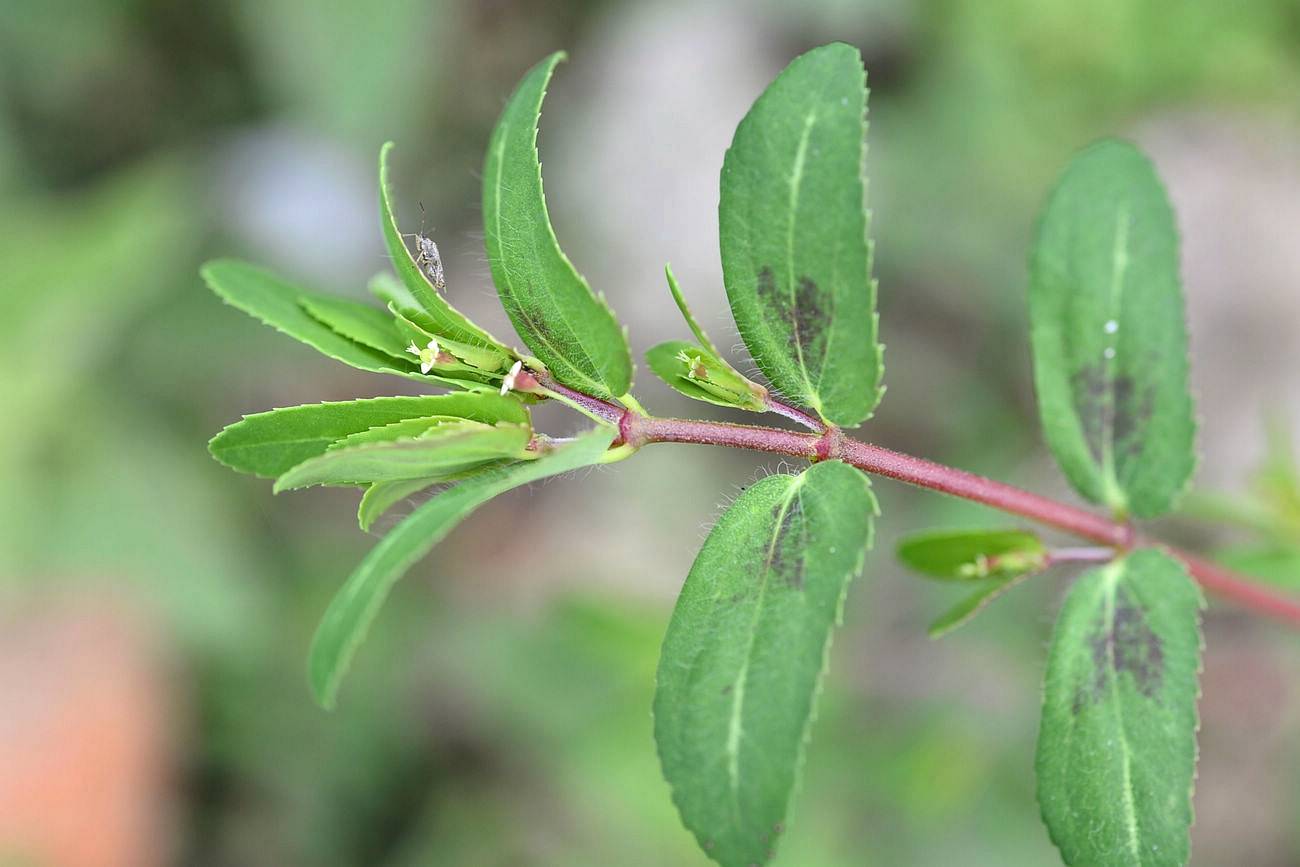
784, 111, 818, 406
1100, 204, 1131, 510
725, 477, 804, 825
1102, 564, 1143, 863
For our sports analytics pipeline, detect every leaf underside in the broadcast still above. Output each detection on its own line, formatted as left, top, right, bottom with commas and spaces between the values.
719, 42, 882, 427
357, 477, 442, 532
1029, 139, 1196, 519
273, 422, 532, 492
481, 51, 633, 399
1036, 548, 1204, 867
654, 460, 877, 867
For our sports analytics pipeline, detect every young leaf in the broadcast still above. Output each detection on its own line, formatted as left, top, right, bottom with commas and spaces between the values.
481, 52, 633, 399
646, 340, 767, 412
665, 263, 722, 356
654, 460, 877, 867
309, 426, 617, 708
653, 267, 769, 411
299, 294, 412, 361
897, 528, 1047, 581
203, 259, 428, 380
327, 415, 484, 450
389, 308, 514, 376
927, 574, 1030, 639
210, 393, 529, 478
378, 142, 510, 350
273, 422, 532, 492
1029, 139, 1196, 519
1036, 548, 1204, 867
719, 43, 882, 428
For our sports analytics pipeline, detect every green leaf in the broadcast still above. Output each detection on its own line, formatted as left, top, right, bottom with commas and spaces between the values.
718, 43, 882, 428
203, 258, 431, 379
210, 392, 529, 478
378, 142, 509, 350
357, 477, 441, 532
327, 416, 486, 449
896, 528, 1047, 580
389, 306, 514, 376
1036, 548, 1204, 867
309, 426, 617, 708
646, 340, 767, 412
927, 574, 1029, 639
481, 52, 633, 399
1029, 139, 1197, 519
273, 422, 532, 492
665, 263, 722, 356
653, 267, 769, 412
325, 415, 488, 452
654, 460, 877, 867
299, 293, 412, 361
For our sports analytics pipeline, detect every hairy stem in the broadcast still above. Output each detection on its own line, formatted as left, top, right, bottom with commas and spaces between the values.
553, 388, 1300, 626
763, 395, 825, 431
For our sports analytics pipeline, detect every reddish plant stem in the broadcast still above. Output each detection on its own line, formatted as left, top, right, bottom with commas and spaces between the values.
1158, 550, 1300, 625
534, 376, 626, 426
763, 396, 825, 431
536, 375, 1300, 626
1047, 547, 1119, 565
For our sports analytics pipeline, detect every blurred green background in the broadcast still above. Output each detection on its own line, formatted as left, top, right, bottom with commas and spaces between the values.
2, 1, 1299, 865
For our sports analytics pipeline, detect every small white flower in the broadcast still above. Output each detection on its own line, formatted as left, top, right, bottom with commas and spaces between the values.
500, 359, 524, 396
408, 339, 439, 374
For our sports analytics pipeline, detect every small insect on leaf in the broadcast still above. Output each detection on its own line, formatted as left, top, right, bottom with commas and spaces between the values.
379, 142, 512, 351
406, 203, 447, 292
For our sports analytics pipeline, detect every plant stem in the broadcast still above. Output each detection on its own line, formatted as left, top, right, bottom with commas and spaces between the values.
763, 396, 825, 431
589, 397, 1300, 626
1047, 547, 1118, 565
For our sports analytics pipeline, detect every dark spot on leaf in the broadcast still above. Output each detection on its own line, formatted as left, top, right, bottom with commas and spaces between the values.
1070, 365, 1153, 467
721, 684, 733, 696
773, 822, 784, 835
766, 497, 807, 590
1112, 378, 1155, 464
1072, 588, 1165, 713
793, 276, 830, 355
756, 266, 779, 306
754, 266, 833, 378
